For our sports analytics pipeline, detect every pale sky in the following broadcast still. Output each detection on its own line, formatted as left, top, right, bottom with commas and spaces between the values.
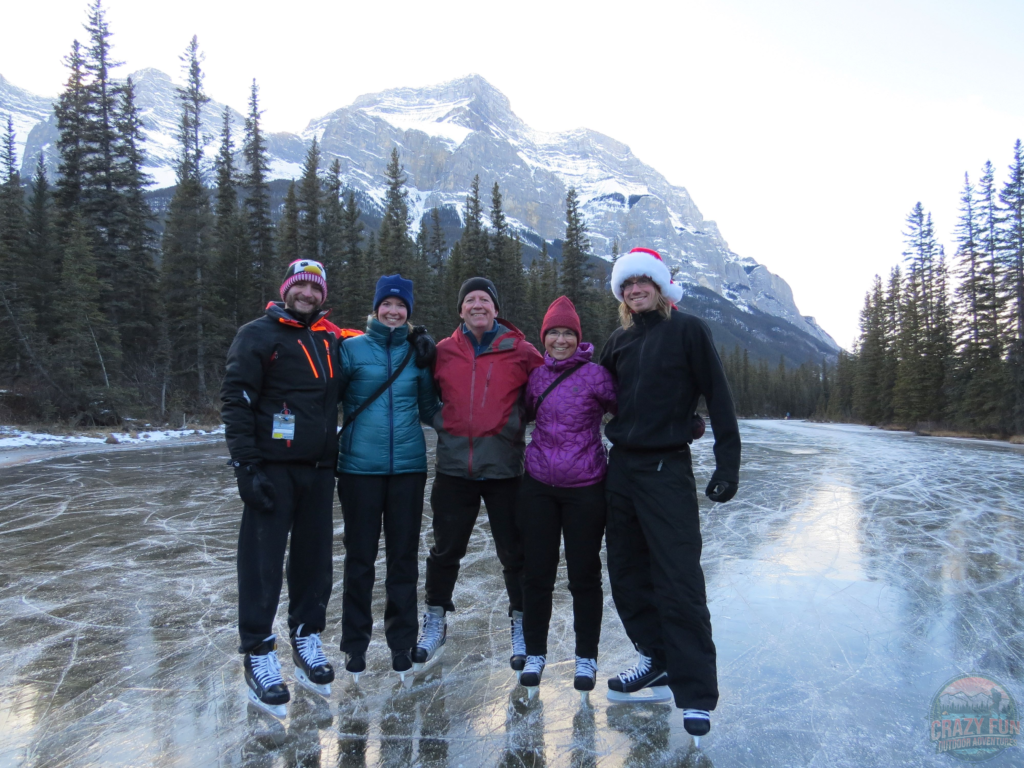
4, 0, 1023, 349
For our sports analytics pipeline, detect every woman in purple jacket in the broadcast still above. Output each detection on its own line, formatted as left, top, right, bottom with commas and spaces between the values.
516, 296, 617, 699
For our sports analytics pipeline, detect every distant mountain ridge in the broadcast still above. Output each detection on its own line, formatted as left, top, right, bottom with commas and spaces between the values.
3, 69, 839, 360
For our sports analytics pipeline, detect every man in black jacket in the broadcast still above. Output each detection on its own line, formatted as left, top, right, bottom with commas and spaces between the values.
221, 258, 346, 716
600, 247, 740, 742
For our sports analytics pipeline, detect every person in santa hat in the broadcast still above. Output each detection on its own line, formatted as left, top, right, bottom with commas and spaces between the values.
599, 247, 740, 741
514, 296, 617, 699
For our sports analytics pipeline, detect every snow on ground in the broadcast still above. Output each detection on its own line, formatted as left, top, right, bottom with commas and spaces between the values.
0, 424, 224, 449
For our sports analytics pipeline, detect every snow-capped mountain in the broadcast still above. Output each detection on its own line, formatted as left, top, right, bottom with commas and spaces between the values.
4, 70, 838, 353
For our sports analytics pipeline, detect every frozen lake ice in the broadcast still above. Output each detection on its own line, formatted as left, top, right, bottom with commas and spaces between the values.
0, 420, 1022, 766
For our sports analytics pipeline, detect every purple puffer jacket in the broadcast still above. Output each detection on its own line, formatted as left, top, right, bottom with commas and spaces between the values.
524, 342, 617, 488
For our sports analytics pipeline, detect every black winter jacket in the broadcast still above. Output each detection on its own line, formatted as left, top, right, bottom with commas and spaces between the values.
221, 303, 344, 468
599, 308, 741, 483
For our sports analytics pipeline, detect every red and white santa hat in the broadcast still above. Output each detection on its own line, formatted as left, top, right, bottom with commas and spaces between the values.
611, 247, 683, 304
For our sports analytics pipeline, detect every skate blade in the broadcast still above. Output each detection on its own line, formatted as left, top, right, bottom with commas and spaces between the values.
525, 686, 540, 700
350, 672, 361, 684
693, 735, 701, 748
606, 685, 673, 704
579, 690, 591, 705
294, 667, 332, 697
412, 644, 445, 673
246, 688, 288, 719
515, 670, 522, 682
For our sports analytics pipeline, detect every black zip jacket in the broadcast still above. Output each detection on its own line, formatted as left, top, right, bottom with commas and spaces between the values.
599, 308, 741, 483
221, 303, 343, 468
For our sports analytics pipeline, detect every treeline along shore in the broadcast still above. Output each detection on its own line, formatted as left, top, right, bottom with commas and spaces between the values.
1, 1, 1022, 442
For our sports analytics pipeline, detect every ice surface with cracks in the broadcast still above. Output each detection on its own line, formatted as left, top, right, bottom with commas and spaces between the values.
0, 421, 1022, 766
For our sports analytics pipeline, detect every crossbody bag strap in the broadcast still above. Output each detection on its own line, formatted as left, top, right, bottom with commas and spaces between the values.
533, 361, 586, 413
343, 346, 415, 428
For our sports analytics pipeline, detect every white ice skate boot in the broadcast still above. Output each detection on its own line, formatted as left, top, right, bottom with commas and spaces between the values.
244, 635, 290, 718
510, 610, 527, 676
412, 605, 446, 672
291, 624, 334, 697
519, 655, 545, 699
606, 649, 671, 704
574, 656, 598, 704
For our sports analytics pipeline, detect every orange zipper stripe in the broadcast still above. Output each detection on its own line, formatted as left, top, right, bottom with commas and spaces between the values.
297, 340, 319, 378
322, 340, 334, 377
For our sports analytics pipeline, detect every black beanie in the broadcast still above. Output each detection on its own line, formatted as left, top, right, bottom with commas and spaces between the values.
457, 277, 500, 313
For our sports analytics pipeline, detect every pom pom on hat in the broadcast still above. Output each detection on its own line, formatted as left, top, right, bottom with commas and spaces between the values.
610, 247, 683, 304
541, 295, 582, 342
280, 259, 328, 300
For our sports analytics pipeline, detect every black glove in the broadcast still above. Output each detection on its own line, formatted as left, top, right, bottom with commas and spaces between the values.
408, 325, 437, 370
691, 413, 706, 442
705, 475, 738, 503
232, 461, 276, 512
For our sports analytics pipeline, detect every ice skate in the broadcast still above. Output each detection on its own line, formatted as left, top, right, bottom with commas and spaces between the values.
412, 605, 446, 672
345, 651, 366, 683
519, 655, 545, 699
683, 708, 711, 746
574, 656, 597, 704
510, 610, 527, 675
392, 648, 413, 686
244, 635, 290, 719
606, 649, 671, 704
290, 624, 334, 697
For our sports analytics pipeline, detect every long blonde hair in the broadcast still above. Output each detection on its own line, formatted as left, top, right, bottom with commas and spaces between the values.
618, 290, 673, 329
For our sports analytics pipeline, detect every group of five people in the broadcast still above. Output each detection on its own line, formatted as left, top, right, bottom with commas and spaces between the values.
220, 246, 741, 741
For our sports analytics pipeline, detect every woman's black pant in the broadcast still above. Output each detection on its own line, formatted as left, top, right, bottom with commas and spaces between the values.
337, 472, 426, 654
516, 473, 606, 658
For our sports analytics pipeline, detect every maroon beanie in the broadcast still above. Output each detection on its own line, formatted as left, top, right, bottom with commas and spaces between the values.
541, 296, 582, 342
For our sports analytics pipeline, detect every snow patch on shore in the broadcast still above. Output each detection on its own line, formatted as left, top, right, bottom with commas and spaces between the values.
0, 425, 225, 449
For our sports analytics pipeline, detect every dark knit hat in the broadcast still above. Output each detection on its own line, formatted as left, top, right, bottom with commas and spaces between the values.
457, 277, 500, 313
374, 274, 414, 317
541, 295, 582, 342
280, 259, 328, 300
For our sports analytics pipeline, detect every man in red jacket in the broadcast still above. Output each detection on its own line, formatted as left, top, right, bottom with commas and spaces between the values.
412, 278, 544, 673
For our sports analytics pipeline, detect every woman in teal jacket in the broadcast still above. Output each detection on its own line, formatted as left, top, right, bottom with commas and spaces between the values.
337, 274, 440, 681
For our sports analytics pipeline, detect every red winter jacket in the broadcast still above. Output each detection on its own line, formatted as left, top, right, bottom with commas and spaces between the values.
432, 319, 544, 479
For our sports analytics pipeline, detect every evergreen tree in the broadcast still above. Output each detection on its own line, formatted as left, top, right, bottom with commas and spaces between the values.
242, 80, 276, 311
53, 40, 88, 234
211, 108, 252, 335
160, 37, 215, 405
377, 147, 413, 276
277, 181, 300, 269
336, 190, 365, 329
1000, 140, 1024, 432
560, 187, 590, 306
489, 183, 526, 325
110, 76, 157, 361
458, 175, 488, 280
54, 215, 115, 392
297, 137, 322, 262
0, 117, 33, 379
852, 277, 886, 424
320, 159, 345, 286
27, 153, 56, 320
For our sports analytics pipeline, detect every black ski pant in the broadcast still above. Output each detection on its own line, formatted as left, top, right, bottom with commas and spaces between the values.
516, 473, 606, 658
424, 473, 524, 615
236, 463, 335, 653
605, 446, 719, 711
337, 472, 426, 654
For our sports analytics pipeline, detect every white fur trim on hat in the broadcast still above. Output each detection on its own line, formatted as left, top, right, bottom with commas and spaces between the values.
611, 247, 684, 304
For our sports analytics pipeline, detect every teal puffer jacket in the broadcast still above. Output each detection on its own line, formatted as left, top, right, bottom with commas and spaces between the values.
337, 319, 441, 475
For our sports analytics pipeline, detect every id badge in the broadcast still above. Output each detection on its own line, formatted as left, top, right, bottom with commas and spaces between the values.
272, 409, 295, 440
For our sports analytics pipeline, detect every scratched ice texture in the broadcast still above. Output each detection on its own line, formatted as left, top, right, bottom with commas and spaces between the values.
1, 420, 1022, 767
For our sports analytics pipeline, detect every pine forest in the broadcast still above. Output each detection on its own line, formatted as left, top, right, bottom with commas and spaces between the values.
1, 2, 1021, 442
